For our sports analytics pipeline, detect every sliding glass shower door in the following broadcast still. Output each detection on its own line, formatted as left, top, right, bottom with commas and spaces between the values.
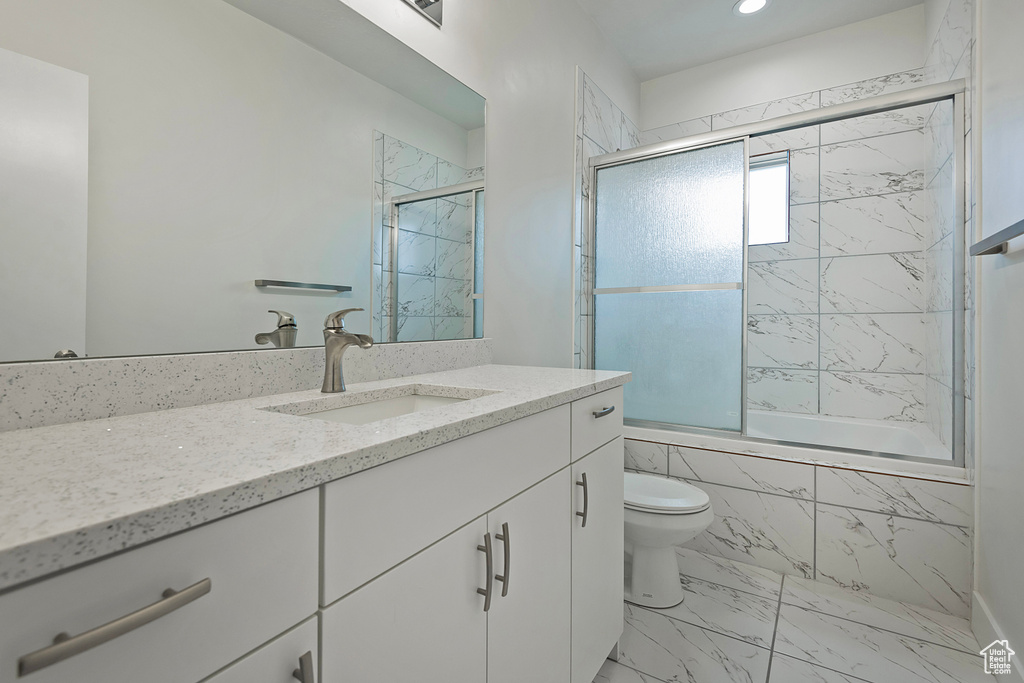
593, 139, 747, 431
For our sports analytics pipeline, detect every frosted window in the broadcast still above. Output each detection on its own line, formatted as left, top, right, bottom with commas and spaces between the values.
595, 291, 743, 431
594, 141, 745, 289
749, 153, 790, 246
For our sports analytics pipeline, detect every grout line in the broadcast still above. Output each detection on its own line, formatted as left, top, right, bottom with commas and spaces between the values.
765, 574, 786, 683
770, 652, 883, 683
779, 601, 981, 656
633, 602, 773, 652
611, 659, 671, 683
678, 569, 782, 603
815, 500, 971, 530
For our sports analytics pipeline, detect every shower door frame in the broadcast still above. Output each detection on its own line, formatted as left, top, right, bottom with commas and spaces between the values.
388, 180, 485, 344
587, 79, 968, 468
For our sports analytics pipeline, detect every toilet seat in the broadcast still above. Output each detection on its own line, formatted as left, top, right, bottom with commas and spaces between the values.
624, 472, 710, 514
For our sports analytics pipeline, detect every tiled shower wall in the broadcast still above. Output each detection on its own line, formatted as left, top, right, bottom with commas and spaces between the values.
625, 438, 974, 618
371, 131, 483, 344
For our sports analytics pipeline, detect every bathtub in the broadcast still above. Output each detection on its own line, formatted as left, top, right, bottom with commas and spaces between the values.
625, 410, 962, 480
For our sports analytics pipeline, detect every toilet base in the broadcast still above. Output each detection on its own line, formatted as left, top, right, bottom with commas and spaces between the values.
624, 544, 684, 609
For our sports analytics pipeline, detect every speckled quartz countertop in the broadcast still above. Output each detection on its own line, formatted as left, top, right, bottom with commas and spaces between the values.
0, 364, 629, 592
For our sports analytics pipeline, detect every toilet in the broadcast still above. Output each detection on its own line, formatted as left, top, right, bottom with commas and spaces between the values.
623, 472, 714, 609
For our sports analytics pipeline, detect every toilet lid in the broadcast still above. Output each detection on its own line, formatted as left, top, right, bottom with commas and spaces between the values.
624, 472, 710, 513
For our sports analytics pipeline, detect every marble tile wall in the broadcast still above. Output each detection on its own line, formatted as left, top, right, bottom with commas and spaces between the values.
572, 68, 643, 369
371, 131, 483, 344
0, 338, 494, 431
623, 437, 974, 617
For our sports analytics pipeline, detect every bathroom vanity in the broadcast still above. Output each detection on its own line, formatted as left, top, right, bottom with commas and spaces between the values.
0, 365, 628, 683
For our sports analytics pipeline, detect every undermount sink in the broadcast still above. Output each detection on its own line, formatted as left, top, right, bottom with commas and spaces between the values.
263, 384, 496, 426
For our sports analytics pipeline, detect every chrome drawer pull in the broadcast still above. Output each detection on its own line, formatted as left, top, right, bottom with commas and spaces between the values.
576, 473, 589, 528
495, 522, 510, 598
18, 577, 212, 677
477, 533, 493, 612
293, 650, 315, 683
592, 406, 615, 418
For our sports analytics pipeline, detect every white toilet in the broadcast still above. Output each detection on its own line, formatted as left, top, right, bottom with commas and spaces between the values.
623, 472, 714, 608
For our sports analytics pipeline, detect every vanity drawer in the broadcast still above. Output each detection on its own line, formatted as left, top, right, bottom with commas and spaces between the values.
570, 387, 624, 461
204, 617, 318, 683
0, 490, 319, 683
322, 404, 570, 606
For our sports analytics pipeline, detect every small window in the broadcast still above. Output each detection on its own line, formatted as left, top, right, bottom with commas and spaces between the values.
748, 151, 790, 246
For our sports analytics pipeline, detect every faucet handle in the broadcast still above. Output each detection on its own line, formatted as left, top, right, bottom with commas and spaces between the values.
268, 310, 297, 328
324, 308, 363, 330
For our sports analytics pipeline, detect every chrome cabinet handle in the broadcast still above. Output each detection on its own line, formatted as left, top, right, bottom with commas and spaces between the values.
495, 522, 510, 598
293, 650, 315, 683
18, 577, 212, 677
592, 406, 615, 418
576, 473, 589, 528
477, 533, 493, 612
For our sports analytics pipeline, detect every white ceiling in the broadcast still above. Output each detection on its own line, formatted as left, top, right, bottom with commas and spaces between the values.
575, 0, 923, 82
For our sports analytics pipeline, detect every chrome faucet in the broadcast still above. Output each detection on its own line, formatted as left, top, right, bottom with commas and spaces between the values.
255, 310, 298, 348
322, 308, 373, 393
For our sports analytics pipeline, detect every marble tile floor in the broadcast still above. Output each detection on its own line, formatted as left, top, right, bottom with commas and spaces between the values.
596, 549, 992, 683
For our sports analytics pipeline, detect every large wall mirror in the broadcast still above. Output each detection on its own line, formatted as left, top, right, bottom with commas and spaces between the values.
0, 0, 485, 364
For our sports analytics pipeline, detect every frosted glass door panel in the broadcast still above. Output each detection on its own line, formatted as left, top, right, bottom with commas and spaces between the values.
594, 141, 745, 289
595, 291, 743, 431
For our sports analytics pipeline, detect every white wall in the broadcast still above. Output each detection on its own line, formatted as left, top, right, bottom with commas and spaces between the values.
974, 0, 1024, 655
333, 0, 640, 367
0, 0, 472, 357
0, 46, 88, 362
641, 6, 927, 129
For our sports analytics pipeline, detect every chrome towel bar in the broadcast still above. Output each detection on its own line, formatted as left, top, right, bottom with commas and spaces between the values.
970, 218, 1024, 256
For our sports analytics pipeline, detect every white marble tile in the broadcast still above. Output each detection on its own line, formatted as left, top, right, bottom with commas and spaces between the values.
747, 315, 819, 370
382, 135, 437, 191
767, 654, 866, 683
926, 234, 954, 313
815, 504, 972, 617
927, 0, 972, 81
747, 368, 818, 415
435, 237, 472, 280
820, 372, 925, 422
619, 603, 772, 683
681, 479, 815, 578
434, 277, 472, 318
748, 259, 819, 314
820, 314, 925, 373
749, 204, 820, 262
396, 273, 435, 317
750, 126, 819, 155
396, 198, 436, 235
926, 102, 955, 182
817, 467, 971, 527
593, 660, 662, 683
436, 159, 470, 187
675, 548, 782, 601
820, 253, 924, 314
790, 148, 820, 205
434, 316, 470, 341
669, 446, 814, 499
639, 117, 712, 146
373, 130, 384, 180
820, 192, 926, 257
658, 575, 779, 648
436, 197, 472, 243
396, 230, 436, 276
584, 76, 623, 154
621, 112, 640, 150
820, 69, 934, 107
782, 574, 979, 654
820, 130, 926, 201
395, 316, 435, 342
925, 375, 954, 450
712, 92, 820, 129
625, 439, 668, 474
575, 67, 585, 136
575, 135, 585, 247
774, 605, 988, 682
372, 182, 385, 266
463, 166, 484, 182
820, 103, 929, 145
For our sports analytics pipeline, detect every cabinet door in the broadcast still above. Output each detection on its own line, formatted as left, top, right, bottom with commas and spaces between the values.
320, 518, 487, 683
486, 469, 571, 683
204, 617, 317, 683
571, 438, 625, 683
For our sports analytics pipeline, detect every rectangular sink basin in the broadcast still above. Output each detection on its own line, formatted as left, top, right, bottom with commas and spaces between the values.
263, 384, 497, 426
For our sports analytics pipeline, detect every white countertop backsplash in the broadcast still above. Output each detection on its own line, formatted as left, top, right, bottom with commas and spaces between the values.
0, 363, 630, 592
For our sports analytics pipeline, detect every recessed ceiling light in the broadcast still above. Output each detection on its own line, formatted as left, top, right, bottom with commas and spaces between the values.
734, 0, 769, 15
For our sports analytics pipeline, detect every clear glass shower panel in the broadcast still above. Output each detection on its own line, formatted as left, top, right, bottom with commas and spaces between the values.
594, 141, 745, 289
595, 291, 744, 430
